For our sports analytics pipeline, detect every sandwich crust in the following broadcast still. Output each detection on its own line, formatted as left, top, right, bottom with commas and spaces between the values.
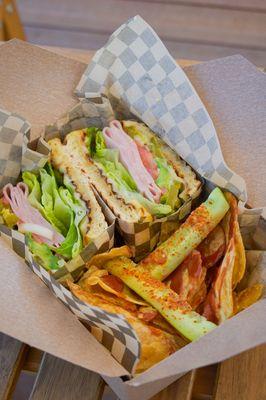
49, 136, 108, 244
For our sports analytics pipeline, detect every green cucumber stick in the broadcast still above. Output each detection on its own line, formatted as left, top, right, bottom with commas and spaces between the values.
139, 187, 229, 281
105, 257, 216, 341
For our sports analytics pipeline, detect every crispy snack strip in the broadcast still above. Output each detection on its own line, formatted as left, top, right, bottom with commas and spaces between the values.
68, 281, 184, 374
139, 188, 229, 281
105, 257, 216, 341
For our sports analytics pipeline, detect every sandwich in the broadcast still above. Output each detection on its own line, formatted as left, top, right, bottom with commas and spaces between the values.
0, 162, 108, 271
48, 120, 201, 223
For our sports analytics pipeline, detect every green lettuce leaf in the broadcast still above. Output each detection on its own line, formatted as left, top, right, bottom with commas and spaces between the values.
39, 168, 70, 236
27, 234, 60, 271
156, 158, 182, 210
22, 171, 44, 214
132, 192, 172, 216
86, 127, 137, 191
54, 187, 86, 259
23, 165, 87, 261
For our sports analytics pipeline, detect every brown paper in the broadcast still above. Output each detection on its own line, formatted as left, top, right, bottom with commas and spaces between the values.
184, 55, 266, 208
0, 239, 126, 377
0, 39, 86, 140
0, 40, 265, 400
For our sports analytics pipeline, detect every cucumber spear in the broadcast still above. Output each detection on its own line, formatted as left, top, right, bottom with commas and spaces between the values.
139, 187, 229, 281
105, 257, 216, 341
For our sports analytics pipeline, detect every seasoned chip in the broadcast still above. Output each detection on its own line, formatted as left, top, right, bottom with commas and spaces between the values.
234, 284, 264, 314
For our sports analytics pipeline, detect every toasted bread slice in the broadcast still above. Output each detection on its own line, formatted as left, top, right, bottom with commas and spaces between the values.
49, 130, 152, 223
49, 136, 108, 244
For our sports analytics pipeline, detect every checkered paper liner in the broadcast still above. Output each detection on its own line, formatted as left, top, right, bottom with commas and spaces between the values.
0, 225, 140, 374
238, 209, 266, 297
76, 15, 247, 205
0, 108, 140, 375
0, 108, 31, 187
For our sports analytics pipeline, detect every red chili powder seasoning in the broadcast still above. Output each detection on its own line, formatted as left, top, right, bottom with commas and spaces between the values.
183, 205, 211, 235
141, 249, 167, 266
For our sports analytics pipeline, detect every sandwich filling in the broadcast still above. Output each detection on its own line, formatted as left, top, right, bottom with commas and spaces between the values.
1, 163, 108, 270
85, 120, 186, 218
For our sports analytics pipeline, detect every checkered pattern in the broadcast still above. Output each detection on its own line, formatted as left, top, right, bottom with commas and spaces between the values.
53, 219, 115, 282
118, 183, 202, 259
239, 207, 266, 251
76, 15, 247, 204
25, 249, 140, 374
245, 251, 266, 296
0, 214, 139, 375
0, 107, 142, 374
0, 105, 117, 278
44, 97, 115, 142
22, 137, 49, 172
239, 208, 266, 295
0, 108, 30, 188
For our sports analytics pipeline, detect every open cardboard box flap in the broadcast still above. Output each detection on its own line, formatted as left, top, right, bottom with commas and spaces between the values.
0, 39, 265, 399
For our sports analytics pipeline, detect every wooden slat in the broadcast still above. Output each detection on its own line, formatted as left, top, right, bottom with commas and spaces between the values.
0, 333, 29, 400
17, 0, 266, 49
23, 348, 43, 373
192, 364, 218, 400
151, 371, 196, 400
0, 1, 5, 41
214, 344, 266, 400
29, 353, 105, 400
3, 0, 26, 40
135, 0, 266, 12
24, 26, 266, 65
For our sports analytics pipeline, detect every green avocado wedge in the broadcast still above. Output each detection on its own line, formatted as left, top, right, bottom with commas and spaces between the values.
105, 257, 217, 341
139, 187, 229, 281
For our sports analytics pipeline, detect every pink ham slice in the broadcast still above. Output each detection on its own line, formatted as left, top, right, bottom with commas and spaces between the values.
2, 182, 64, 246
103, 120, 162, 203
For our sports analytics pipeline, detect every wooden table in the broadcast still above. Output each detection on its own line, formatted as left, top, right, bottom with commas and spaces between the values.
0, 46, 266, 400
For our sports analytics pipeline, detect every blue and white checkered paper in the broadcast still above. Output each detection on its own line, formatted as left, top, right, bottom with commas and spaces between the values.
76, 15, 247, 205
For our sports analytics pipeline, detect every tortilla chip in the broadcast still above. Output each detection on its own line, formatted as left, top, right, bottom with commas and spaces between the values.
223, 192, 246, 287
68, 281, 183, 373
79, 265, 147, 306
234, 284, 264, 314
86, 246, 133, 269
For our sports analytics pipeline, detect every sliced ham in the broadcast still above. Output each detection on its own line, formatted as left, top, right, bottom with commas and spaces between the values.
3, 183, 64, 246
103, 120, 162, 203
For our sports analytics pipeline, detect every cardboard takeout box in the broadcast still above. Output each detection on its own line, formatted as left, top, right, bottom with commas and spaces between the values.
0, 35, 265, 400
